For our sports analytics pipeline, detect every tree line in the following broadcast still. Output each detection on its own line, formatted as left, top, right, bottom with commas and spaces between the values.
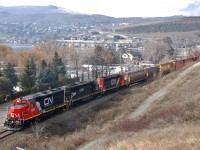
0, 51, 69, 102
0, 44, 118, 102
0, 36, 188, 102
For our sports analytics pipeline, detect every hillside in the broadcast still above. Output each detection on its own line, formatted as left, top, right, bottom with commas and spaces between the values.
0, 5, 80, 14
116, 17, 200, 33
1, 62, 200, 149
0, 6, 182, 25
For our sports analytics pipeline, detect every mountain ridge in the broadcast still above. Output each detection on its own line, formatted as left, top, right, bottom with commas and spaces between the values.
0, 5, 184, 25
0, 5, 82, 15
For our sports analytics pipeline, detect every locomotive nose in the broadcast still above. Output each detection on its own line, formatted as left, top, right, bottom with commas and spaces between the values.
9, 105, 26, 119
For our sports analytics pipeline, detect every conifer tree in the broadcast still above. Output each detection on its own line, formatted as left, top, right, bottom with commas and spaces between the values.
52, 51, 66, 81
3, 62, 18, 87
36, 60, 48, 85
36, 60, 56, 85
0, 77, 12, 95
21, 58, 36, 89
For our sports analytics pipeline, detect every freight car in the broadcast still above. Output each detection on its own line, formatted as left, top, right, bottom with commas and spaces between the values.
145, 66, 159, 79
175, 57, 198, 70
158, 61, 175, 75
123, 69, 147, 85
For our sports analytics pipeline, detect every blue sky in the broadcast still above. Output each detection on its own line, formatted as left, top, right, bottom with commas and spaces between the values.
0, 0, 199, 17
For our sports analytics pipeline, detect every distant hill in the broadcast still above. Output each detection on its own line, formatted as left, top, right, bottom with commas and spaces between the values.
0, 6, 183, 25
116, 17, 200, 33
0, 5, 81, 14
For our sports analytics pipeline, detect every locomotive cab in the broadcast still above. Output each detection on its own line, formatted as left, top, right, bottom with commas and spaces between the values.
8, 98, 28, 119
4, 98, 40, 130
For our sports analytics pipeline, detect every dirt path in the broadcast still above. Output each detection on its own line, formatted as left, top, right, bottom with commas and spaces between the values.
129, 62, 200, 119
79, 62, 200, 150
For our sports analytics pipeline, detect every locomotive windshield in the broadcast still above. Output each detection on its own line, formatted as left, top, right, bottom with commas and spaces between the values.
13, 99, 27, 106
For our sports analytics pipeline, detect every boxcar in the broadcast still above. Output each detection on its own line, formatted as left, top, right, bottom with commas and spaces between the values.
124, 69, 147, 85
175, 59, 184, 70
175, 57, 198, 70
183, 57, 194, 65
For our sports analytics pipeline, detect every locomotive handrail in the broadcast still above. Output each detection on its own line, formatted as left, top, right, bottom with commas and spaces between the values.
7, 106, 9, 114
21, 111, 25, 124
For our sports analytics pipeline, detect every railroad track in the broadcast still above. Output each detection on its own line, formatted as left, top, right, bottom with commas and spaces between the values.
0, 130, 15, 141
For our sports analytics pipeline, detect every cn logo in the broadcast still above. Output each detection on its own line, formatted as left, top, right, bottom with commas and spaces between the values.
71, 92, 76, 99
111, 79, 117, 85
11, 113, 20, 118
44, 97, 53, 107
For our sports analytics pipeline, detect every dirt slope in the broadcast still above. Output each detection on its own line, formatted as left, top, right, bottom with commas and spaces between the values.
129, 62, 200, 119
79, 61, 200, 150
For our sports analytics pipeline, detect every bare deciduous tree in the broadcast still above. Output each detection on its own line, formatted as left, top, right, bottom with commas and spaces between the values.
79, 48, 95, 80
143, 37, 174, 64
91, 45, 105, 78
103, 50, 116, 76
66, 47, 79, 78
31, 122, 46, 140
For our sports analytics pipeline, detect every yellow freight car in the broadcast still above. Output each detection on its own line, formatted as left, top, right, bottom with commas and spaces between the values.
158, 61, 175, 75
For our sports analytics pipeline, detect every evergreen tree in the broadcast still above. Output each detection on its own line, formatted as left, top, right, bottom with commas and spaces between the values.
36, 60, 48, 85
0, 77, 12, 95
36, 61, 56, 85
21, 58, 36, 89
52, 51, 66, 81
45, 64, 56, 83
3, 62, 18, 87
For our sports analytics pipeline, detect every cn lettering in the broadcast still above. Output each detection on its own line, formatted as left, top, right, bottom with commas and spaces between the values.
44, 97, 53, 107
11, 113, 20, 118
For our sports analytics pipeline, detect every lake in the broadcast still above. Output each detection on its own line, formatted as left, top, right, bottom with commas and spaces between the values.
7, 44, 33, 50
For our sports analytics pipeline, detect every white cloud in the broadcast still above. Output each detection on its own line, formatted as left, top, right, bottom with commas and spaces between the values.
181, 0, 200, 16
0, 0, 198, 17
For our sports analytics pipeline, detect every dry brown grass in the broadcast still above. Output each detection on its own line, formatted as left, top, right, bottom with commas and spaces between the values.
99, 124, 200, 150
92, 64, 200, 150
111, 107, 180, 132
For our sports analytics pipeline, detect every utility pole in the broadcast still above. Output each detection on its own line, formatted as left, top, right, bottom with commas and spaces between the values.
87, 59, 90, 80
76, 57, 78, 79
119, 46, 123, 74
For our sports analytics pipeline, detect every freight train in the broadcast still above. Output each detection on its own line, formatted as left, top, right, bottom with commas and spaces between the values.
4, 56, 199, 130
